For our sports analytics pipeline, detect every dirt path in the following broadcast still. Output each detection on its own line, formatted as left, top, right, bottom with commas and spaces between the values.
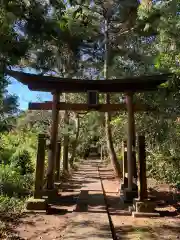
8, 159, 180, 240
13, 159, 113, 240
99, 164, 180, 240
60, 159, 112, 240
13, 163, 88, 240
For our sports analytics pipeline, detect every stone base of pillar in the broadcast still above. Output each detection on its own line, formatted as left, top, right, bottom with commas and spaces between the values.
54, 182, 61, 188
131, 198, 160, 217
41, 189, 59, 200
132, 211, 160, 218
26, 198, 48, 211
133, 198, 156, 213
123, 189, 138, 203
34, 191, 43, 199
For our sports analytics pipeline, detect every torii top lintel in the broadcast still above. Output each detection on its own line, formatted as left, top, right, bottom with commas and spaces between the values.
6, 70, 171, 93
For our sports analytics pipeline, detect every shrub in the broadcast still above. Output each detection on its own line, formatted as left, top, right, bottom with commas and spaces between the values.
147, 152, 180, 187
0, 148, 15, 165
10, 148, 34, 175
1, 131, 37, 168
0, 164, 33, 197
0, 195, 25, 214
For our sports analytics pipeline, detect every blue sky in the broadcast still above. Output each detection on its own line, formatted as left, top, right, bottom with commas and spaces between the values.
7, 68, 51, 110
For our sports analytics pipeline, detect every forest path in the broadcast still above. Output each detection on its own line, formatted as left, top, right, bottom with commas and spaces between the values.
60, 158, 112, 240
11, 158, 180, 240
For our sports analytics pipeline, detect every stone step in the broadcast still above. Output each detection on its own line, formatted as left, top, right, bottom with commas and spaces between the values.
132, 211, 160, 218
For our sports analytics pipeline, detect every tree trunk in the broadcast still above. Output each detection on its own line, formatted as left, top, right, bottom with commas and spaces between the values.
47, 92, 60, 189
104, 18, 122, 178
70, 114, 80, 167
105, 95, 122, 178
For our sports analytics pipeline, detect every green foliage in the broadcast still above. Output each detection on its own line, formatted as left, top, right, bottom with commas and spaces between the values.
0, 78, 19, 133
1, 131, 37, 165
10, 148, 34, 175
0, 148, 14, 165
0, 195, 25, 214
0, 164, 33, 197
147, 153, 180, 186
0, 130, 36, 202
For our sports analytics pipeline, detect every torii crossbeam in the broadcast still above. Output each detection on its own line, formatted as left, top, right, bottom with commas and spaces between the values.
29, 102, 156, 112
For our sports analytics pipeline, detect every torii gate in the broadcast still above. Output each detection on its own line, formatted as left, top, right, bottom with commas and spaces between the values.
6, 70, 170, 206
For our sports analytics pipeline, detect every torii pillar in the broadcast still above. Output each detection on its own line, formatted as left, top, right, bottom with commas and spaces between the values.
47, 92, 60, 189
124, 92, 138, 202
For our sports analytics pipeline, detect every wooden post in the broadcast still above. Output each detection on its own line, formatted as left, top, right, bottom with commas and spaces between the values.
34, 134, 46, 199
63, 135, 69, 172
87, 91, 99, 105
122, 140, 128, 186
132, 108, 138, 180
138, 135, 148, 200
55, 141, 61, 181
63, 110, 69, 173
100, 145, 103, 161
126, 92, 134, 191
47, 92, 60, 189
